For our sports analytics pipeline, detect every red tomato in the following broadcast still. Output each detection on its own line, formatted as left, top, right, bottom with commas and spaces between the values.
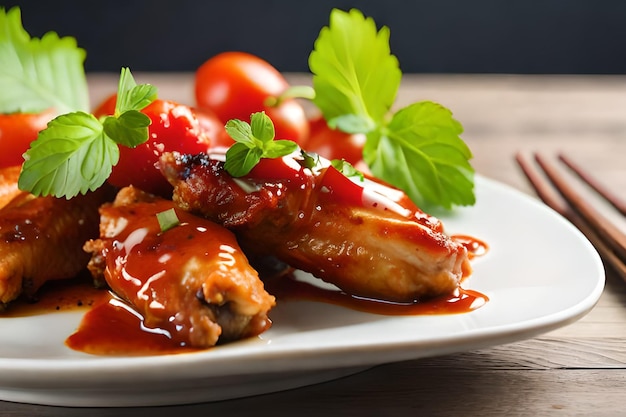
92, 93, 117, 116
318, 164, 364, 207
94, 97, 212, 197
194, 51, 309, 144
193, 107, 233, 151
0, 109, 55, 169
93, 94, 231, 149
306, 116, 365, 166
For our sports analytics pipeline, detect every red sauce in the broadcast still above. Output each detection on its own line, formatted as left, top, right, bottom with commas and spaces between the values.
452, 234, 489, 259
63, 270, 488, 357
65, 293, 197, 356
3, 234, 489, 356
0, 277, 107, 317
268, 274, 488, 316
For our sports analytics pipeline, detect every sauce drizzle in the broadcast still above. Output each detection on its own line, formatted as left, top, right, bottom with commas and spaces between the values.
268, 274, 488, 316
453, 234, 489, 259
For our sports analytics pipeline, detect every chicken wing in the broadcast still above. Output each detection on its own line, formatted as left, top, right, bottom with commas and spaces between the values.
84, 186, 275, 348
159, 152, 470, 303
0, 184, 111, 308
0, 165, 22, 209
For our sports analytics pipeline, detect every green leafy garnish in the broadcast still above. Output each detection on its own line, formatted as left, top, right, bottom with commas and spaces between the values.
224, 111, 298, 177
18, 68, 157, 198
300, 150, 319, 170
0, 6, 89, 114
331, 159, 363, 181
309, 8, 475, 209
157, 208, 181, 233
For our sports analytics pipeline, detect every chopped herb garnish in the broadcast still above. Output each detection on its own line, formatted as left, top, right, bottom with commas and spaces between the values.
157, 208, 181, 232
331, 159, 364, 181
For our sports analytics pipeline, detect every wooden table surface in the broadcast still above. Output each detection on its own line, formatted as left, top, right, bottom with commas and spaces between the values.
2, 74, 626, 416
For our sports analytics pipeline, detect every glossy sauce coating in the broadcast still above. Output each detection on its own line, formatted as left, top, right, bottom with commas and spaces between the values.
267, 234, 488, 316
269, 275, 488, 316
68, 187, 276, 354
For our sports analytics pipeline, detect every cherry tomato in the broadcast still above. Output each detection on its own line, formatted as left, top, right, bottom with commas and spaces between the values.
247, 156, 308, 184
305, 116, 365, 166
194, 51, 309, 144
93, 93, 231, 150
92, 93, 117, 116
193, 107, 233, 151
0, 109, 55, 169
94, 97, 212, 197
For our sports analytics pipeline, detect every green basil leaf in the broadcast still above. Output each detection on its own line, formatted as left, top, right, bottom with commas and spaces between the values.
309, 8, 401, 132
19, 112, 119, 198
365, 101, 475, 209
0, 7, 89, 114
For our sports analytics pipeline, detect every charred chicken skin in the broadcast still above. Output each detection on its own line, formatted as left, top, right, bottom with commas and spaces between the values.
159, 152, 470, 303
84, 186, 275, 348
0, 174, 110, 308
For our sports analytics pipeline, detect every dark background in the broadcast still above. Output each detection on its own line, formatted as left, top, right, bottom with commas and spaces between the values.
5, 0, 626, 74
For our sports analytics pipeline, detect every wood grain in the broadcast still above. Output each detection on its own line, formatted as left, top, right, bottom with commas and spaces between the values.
2, 74, 625, 416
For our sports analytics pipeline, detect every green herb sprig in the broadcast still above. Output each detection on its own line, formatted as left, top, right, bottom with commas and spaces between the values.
18, 68, 157, 198
224, 111, 298, 177
309, 9, 475, 209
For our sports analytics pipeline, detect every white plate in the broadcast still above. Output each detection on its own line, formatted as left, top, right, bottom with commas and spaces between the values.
0, 175, 605, 407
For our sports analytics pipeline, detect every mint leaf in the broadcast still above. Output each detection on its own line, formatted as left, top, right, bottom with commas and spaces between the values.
114, 67, 157, 114
224, 112, 298, 177
0, 7, 89, 114
250, 111, 275, 141
262, 140, 298, 158
365, 101, 475, 209
18, 112, 118, 198
300, 150, 319, 170
224, 143, 263, 177
102, 110, 151, 147
309, 8, 401, 133
225, 119, 255, 145
331, 159, 363, 181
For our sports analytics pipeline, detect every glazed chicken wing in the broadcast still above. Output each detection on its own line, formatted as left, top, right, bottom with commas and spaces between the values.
0, 177, 110, 308
84, 186, 275, 348
159, 152, 470, 303
0, 165, 21, 209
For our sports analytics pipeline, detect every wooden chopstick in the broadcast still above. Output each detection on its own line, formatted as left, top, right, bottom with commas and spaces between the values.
516, 152, 626, 283
558, 153, 626, 216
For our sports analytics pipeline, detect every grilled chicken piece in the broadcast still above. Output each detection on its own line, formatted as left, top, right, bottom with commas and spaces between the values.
0, 185, 111, 308
84, 186, 275, 348
159, 152, 470, 303
0, 165, 22, 209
